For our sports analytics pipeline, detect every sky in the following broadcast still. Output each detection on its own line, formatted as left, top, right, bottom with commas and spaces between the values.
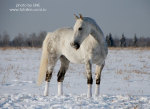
0, 0, 150, 38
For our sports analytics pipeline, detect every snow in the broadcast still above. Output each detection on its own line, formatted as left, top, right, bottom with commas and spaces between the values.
0, 48, 150, 108
1, 94, 150, 109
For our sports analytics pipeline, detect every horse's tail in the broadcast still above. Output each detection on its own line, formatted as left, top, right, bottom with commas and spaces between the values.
37, 33, 50, 86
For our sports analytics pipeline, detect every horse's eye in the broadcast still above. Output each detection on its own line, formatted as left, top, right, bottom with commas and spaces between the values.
78, 27, 82, 31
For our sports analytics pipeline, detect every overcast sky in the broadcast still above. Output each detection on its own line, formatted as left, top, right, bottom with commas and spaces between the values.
0, 0, 150, 38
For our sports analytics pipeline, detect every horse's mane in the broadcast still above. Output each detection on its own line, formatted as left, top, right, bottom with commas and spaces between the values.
83, 17, 104, 36
83, 17, 97, 25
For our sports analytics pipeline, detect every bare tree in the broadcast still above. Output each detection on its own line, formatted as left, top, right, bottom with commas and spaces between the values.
2, 32, 10, 46
12, 33, 25, 47
0, 34, 2, 46
133, 34, 138, 47
27, 33, 37, 47
106, 33, 114, 47
37, 31, 46, 47
120, 34, 126, 47
146, 37, 150, 47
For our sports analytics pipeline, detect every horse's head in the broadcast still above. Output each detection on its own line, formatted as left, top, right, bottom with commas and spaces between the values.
70, 14, 91, 50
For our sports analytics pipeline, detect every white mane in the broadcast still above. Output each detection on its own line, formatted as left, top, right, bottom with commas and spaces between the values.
83, 17, 104, 35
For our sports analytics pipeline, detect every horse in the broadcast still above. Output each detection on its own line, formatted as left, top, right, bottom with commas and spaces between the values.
37, 14, 108, 97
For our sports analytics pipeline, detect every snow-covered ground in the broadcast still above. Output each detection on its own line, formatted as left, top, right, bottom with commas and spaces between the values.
0, 48, 150, 108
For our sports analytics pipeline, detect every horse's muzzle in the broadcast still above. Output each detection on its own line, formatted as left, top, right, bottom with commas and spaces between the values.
70, 42, 80, 50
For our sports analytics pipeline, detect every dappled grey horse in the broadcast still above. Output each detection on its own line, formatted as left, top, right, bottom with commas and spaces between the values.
37, 14, 108, 97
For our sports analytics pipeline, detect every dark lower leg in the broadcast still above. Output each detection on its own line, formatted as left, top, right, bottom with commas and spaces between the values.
85, 61, 93, 84
45, 71, 52, 82
57, 55, 69, 82
96, 77, 100, 84
87, 76, 93, 84
57, 68, 66, 82
87, 73, 93, 97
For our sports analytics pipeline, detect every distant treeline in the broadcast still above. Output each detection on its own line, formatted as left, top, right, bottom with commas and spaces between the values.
0, 32, 150, 47
0, 31, 46, 47
106, 33, 150, 47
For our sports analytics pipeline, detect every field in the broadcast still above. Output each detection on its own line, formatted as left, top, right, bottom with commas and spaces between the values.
0, 48, 150, 108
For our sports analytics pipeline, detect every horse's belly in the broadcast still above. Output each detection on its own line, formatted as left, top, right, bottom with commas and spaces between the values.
67, 56, 84, 64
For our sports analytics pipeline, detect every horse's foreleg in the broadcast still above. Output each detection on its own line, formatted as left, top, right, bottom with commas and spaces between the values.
85, 61, 93, 98
44, 54, 58, 96
57, 55, 69, 96
95, 63, 104, 96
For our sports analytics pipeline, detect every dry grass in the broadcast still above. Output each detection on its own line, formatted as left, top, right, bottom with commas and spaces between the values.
134, 105, 138, 109
143, 64, 149, 69
0, 47, 41, 50
109, 47, 150, 50
1, 65, 13, 84
1, 64, 22, 84
0, 47, 150, 50
116, 69, 148, 76
132, 70, 147, 75
116, 69, 123, 74
128, 64, 134, 67
124, 75, 130, 80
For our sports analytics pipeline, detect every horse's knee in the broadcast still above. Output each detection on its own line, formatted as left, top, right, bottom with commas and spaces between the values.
87, 75, 93, 84
95, 64, 104, 85
96, 77, 100, 84
45, 71, 52, 82
95, 72, 101, 84
57, 69, 66, 82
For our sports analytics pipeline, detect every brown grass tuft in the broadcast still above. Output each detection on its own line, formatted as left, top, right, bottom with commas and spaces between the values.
116, 69, 123, 74
109, 47, 150, 50
124, 75, 130, 80
132, 70, 147, 74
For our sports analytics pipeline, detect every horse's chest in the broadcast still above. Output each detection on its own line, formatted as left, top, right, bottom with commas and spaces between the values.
65, 53, 85, 64
63, 42, 105, 64
63, 47, 85, 64
91, 47, 106, 65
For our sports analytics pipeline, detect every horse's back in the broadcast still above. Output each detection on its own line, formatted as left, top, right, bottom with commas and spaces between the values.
54, 27, 73, 37
45, 28, 73, 43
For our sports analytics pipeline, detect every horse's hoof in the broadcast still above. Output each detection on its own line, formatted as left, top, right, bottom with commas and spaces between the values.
44, 91, 48, 96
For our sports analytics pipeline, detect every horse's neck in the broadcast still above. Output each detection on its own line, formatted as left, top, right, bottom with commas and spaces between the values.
90, 25, 105, 45
90, 25, 108, 55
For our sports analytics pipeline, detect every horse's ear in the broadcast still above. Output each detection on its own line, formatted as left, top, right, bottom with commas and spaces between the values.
74, 14, 79, 20
79, 14, 83, 20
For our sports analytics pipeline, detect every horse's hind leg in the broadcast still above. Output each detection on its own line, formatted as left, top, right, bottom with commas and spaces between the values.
95, 63, 105, 96
44, 54, 58, 96
57, 55, 70, 96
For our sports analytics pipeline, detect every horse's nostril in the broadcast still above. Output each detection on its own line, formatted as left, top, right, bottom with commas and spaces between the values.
74, 42, 80, 49
70, 42, 80, 50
